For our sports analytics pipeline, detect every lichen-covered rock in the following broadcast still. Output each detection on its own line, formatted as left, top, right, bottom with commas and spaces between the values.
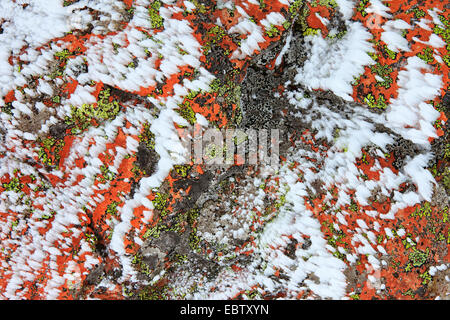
0, 0, 448, 300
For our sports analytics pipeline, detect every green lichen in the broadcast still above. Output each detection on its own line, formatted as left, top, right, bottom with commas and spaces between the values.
176, 100, 196, 125
349, 200, 359, 212
419, 270, 432, 284
265, 25, 280, 38
139, 122, 156, 150
41, 210, 56, 220
402, 289, 415, 297
153, 192, 170, 216
356, 0, 369, 17
350, 293, 360, 300
203, 25, 226, 55
303, 27, 320, 37
289, 0, 303, 14
259, 0, 266, 9
370, 63, 393, 88
137, 283, 168, 300
38, 137, 65, 167
417, 47, 434, 64
50, 48, 76, 79
2, 177, 23, 192
52, 95, 61, 104
412, 8, 426, 19
148, 0, 164, 29
112, 43, 121, 54
364, 93, 387, 110
65, 88, 121, 133
99, 165, 116, 182
383, 45, 397, 60
106, 201, 119, 216
208, 73, 242, 126
401, 234, 417, 250
433, 14, 450, 67
173, 165, 190, 178
190, 0, 207, 13
411, 202, 432, 218
85, 233, 98, 251
1, 102, 13, 115
311, 0, 337, 8
55, 49, 72, 60
321, 221, 348, 261
327, 30, 347, 40
143, 225, 161, 239
409, 248, 429, 267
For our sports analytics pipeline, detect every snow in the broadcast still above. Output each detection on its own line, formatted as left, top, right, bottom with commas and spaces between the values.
294, 21, 375, 101
385, 56, 442, 146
